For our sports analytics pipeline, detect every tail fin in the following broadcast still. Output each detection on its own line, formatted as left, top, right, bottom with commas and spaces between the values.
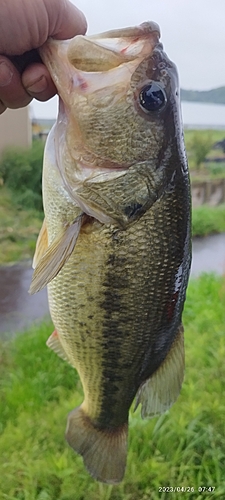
65, 405, 128, 484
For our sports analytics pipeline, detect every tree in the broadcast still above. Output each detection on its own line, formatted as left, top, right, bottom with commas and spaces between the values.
190, 132, 213, 170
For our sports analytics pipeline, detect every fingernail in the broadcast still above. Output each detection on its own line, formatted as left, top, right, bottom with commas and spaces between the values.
0, 61, 13, 87
27, 75, 48, 94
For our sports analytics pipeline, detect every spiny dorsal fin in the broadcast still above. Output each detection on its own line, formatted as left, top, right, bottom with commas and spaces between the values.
47, 330, 73, 366
29, 214, 83, 295
135, 325, 184, 418
32, 218, 48, 269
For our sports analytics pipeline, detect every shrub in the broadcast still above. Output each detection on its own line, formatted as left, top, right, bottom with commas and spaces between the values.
0, 140, 44, 211
189, 132, 213, 170
192, 204, 225, 236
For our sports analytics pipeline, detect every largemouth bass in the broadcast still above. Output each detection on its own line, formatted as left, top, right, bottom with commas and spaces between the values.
30, 21, 191, 484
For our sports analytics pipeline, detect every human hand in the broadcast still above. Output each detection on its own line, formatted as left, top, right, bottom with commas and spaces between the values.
0, 0, 87, 114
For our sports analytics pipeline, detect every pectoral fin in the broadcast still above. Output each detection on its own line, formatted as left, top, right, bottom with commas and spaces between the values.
135, 325, 184, 418
29, 214, 83, 295
32, 218, 48, 269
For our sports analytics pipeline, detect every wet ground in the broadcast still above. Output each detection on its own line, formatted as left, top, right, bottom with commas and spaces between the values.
0, 262, 49, 337
0, 233, 224, 337
191, 233, 225, 276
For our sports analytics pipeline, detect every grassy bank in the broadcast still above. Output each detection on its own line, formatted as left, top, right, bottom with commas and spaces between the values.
0, 274, 225, 499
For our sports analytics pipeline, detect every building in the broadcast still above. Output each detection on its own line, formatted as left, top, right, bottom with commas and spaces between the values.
0, 107, 32, 155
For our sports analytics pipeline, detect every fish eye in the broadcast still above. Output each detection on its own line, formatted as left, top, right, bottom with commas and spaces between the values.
139, 82, 167, 112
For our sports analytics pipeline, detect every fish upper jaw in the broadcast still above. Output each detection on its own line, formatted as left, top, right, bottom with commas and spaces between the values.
67, 21, 161, 71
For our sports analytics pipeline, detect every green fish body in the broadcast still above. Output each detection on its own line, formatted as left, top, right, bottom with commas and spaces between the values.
31, 22, 191, 484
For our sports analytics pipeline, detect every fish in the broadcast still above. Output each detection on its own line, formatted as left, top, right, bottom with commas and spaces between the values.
30, 21, 191, 484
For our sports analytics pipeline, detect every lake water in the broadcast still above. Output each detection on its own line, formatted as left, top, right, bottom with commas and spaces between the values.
31, 100, 225, 130
181, 101, 225, 129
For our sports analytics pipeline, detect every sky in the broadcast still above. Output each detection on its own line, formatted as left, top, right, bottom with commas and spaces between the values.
31, 0, 225, 119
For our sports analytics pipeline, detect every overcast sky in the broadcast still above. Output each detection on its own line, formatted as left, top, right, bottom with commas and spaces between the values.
31, 0, 225, 119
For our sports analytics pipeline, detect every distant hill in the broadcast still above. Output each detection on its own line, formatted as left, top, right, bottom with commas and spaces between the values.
181, 86, 225, 105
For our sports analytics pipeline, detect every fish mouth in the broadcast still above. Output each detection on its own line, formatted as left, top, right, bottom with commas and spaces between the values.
39, 22, 161, 99
39, 22, 163, 188
67, 21, 161, 72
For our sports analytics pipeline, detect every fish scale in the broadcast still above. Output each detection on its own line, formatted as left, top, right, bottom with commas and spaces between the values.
30, 21, 191, 484
46, 174, 189, 422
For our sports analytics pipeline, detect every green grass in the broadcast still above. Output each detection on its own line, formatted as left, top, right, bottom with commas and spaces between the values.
192, 204, 225, 236
0, 274, 225, 499
0, 140, 43, 212
184, 129, 225, 144
184, 129, 225, 159
204, 163, 225, 179
0, 187, 42, 264
184, 129, 225, 174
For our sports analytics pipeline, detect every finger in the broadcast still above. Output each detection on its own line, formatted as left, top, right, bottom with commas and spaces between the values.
22, 62, 57, 101
0, 99, 6, 115
0, 1, 87, 56
49, 1, 87, 40
0, 56, 32, 109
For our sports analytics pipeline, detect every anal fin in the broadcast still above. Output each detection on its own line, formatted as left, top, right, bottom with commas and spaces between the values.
135, 324, 184, 418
